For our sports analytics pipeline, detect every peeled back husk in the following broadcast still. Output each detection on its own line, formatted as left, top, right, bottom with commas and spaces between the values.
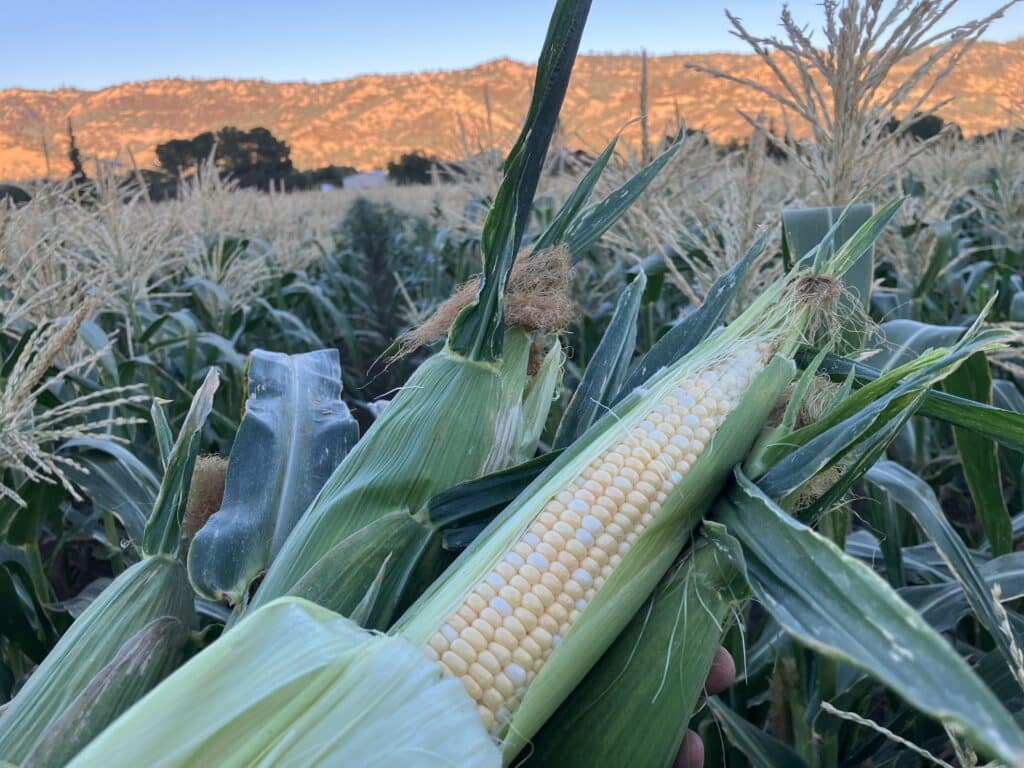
0, 556, 194, 764
68, 597, 500, 768
246, 328, 561, 620
523, 537, 748, 767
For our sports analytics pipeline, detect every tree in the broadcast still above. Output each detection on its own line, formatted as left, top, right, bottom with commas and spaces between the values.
386, 152, 462, 185
67, 119, 88, 185
154, 126, 293, 190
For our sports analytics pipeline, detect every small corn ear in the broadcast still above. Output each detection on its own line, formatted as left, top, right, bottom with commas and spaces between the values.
23, 616, 190, 768
0, 557, 194, 763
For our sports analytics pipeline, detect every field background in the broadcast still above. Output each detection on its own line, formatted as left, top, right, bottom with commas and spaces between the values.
4, 2, 1024, 765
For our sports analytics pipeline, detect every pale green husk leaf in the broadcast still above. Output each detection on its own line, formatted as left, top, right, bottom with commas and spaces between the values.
69, 598, 500, 768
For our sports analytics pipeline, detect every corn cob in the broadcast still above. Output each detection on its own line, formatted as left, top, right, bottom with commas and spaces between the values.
402, 342, 767, 730
0, 556, 194, 764
393, 266, 825, 760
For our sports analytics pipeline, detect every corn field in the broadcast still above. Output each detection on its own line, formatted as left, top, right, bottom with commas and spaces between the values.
3, 1, 1024, 766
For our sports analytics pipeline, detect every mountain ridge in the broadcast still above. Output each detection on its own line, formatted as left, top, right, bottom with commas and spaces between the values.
2, 43, 1022, 181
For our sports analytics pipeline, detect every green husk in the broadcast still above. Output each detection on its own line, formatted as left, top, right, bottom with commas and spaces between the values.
246, 331, 561, 621
524, 538, 748, 767
0, 557, 194, 763
23, 616, 190, 768
68, 598, 500, 768
285, 511, 437, 630
187, 349, 359, 606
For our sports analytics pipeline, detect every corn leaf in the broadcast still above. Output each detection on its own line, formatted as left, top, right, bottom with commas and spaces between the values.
0, 562, 47, 665
864, 460, 1024, 694
811, 351, 1024, 452
617, 236, 763, 398
845, 530, 961, 583
143, 369, 219, 558
553, 272, 645, 448
59, 437, 159, 547
447, 0, 591, 361
942, 352, 1012, 554
707, 696, 808, 768
913, 220, 954, 299
565, 133, 682, 260
151, 400, 173, 467
188, 350, 358, 605
714, 472, 1024, 766
868, 319, 964, 372
902, 552, 1024, 632
860, 480, 906, 587
531, 136, 618, 254
427, 452, 560, 532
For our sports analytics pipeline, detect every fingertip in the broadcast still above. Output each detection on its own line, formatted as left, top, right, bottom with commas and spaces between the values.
674, 729, 704, 768
705, 646, 736, 695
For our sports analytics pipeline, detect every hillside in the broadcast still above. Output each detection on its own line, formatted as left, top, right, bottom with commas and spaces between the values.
2, 41, 1022, 180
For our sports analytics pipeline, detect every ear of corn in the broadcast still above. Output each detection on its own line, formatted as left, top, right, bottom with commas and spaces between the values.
393, 270, 809, 760
243, 0, 584, 624
68, 597, 501, 768
523, 537, 748, 767
246, 330, 561, 619
188, 349, 359, 606
0, 556, 194, 763
23, 615, 190, 768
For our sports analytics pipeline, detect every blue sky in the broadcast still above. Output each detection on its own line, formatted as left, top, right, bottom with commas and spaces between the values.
4, 1, 1024, 90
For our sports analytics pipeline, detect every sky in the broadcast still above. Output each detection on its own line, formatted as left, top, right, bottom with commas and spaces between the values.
3, 1, 1024, 91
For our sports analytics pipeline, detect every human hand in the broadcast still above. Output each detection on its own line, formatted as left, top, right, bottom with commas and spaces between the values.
674, 647, 736, 768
